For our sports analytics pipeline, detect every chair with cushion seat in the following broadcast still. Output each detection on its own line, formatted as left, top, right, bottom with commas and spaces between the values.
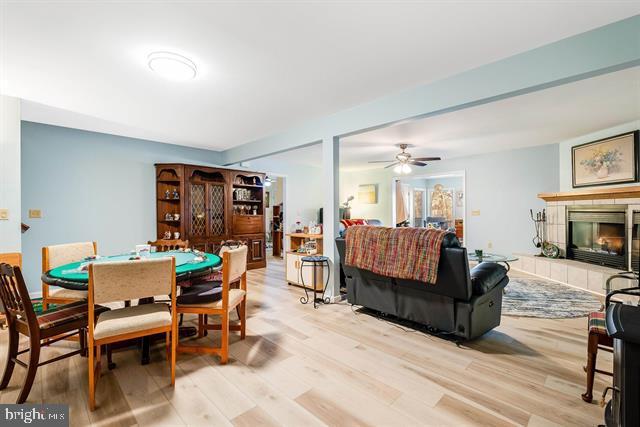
42, 242, 97, 311
582, 310, 613, 402
177, 246, 247, 364
148, 239, 189, 252
181, 240, 247, 337
87, 257, 177, 411
0, 263, 109, 403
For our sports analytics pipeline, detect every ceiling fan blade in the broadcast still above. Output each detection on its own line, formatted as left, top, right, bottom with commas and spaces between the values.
368, 160, 395, 163
384, 162, 400, 169
412, 156, 441, 161
410, 161, 427, 166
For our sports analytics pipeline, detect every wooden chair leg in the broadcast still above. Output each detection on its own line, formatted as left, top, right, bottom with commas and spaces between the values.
17, 334, 40, 404
240, 299, 246, 340
197, 314, 204, 338
96, 345, 102, 380
0, 326, 18, 389
582, 332, 599, 403
79, 328, 87, 356
165, 332, 171, 362
88, 343, 96, 411
203, 315, 208, 337
171, 321, 177, 386
107, 344, 115, 370
220, 312, 229, 364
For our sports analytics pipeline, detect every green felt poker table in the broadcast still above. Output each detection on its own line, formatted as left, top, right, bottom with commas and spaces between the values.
42, 251, 222, 291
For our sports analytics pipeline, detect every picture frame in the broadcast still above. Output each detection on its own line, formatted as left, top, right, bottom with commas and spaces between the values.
571, 131, 639, 188
357, 184, 378, 204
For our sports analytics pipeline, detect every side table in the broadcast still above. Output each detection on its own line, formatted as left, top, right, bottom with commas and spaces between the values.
299, 255, 331, 308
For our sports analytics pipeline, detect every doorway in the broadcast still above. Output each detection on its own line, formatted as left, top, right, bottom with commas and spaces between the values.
392, 171, 466, 245
265, 175, 285, 259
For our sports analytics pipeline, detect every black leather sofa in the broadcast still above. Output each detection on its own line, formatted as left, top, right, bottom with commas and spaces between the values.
335, 234, 509, 340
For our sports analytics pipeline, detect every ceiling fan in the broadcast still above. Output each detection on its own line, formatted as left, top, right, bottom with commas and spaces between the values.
368, 143, 441, 174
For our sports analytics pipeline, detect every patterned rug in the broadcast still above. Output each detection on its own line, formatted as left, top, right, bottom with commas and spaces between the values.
503, 278, 602, 318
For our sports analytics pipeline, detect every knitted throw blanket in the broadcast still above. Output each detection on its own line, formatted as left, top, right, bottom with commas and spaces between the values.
344, 226, 450, 284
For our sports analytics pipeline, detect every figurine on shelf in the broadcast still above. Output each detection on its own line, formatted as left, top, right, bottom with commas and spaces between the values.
253, 177, 258, 185
165, 189, 171, 199
163, 231, 172, 239
165, 212, 173, 221
172, 188, 179, 199
173, 213, 180, 220
174, 232, 180, 239
252, 207, 257, 215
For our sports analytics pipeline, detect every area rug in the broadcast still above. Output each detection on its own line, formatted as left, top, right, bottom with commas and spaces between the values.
503, 278, 602, 318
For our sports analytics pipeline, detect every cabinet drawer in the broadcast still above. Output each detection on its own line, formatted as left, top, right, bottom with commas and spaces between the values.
233, 215, 264, 234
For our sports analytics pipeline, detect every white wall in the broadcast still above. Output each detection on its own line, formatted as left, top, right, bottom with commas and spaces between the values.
340, 168, 393, 225
558, 120, 640, 191
340, 144, 560, 255
0, 95, 21, 253
242, 157, 323, 234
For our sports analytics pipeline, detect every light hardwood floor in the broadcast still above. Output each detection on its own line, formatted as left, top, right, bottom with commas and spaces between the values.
0, 258, 609, 426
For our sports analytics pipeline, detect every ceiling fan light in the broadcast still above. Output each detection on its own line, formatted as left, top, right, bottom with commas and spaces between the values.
393, 165, 402, 174
401, 164, 412, 174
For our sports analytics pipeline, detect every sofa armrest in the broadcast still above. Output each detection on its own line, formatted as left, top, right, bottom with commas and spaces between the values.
470, 263, 508, 295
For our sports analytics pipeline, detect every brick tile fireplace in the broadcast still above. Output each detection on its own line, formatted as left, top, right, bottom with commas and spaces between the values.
513, 186, 640, 295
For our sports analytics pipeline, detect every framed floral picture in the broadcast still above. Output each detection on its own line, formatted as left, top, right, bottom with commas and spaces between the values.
572, 131, 639, 188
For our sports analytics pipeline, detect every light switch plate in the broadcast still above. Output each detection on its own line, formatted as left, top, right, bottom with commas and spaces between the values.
471, 210, 481, 216
0, 209, 8, 220
29, 209, 42, 219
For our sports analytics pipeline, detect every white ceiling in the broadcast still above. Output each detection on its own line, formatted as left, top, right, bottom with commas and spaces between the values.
264, 67, 640, 170
2, 2, 639, 150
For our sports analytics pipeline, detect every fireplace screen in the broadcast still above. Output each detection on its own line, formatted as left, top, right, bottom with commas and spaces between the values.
567, 208, 627, 269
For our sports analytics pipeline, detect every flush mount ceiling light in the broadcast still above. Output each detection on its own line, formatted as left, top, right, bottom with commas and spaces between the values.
147, 51, 197, 81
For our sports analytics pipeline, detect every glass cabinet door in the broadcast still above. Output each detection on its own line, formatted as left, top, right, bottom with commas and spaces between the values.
208, 184, 225, 236
190, 183, 207, 237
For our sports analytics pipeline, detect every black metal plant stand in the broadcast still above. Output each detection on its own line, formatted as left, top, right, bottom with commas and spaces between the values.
299, 255, 331, 308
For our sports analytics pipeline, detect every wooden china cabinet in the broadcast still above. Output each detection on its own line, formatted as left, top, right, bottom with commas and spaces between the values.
155, 163, 266, 269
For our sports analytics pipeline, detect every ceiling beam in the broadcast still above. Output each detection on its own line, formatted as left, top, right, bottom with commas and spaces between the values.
221, 15, 640, 165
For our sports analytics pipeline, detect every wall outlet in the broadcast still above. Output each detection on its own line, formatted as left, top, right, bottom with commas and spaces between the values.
0, 209, 8, 220
29, 209, 42, 219
471, 210, 481, 216
488, 241, 493, 249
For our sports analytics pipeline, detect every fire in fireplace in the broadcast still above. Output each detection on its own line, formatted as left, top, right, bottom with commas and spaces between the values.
566, 205, 627, 269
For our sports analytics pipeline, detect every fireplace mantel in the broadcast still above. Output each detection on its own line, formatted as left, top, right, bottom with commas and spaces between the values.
538, 185, 640, 202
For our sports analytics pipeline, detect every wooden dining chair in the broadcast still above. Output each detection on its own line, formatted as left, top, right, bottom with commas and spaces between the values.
42, 242, 97, 311
177, 246, 247, 364
148, 239, 189, 252
87, 257, 177, 411
0, 263, 109, 403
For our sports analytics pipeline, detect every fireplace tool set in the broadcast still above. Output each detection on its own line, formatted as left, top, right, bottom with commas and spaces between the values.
530, 208, 560, 258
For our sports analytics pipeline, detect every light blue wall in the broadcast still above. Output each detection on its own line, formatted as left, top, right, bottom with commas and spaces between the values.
341, 143, 559, 256
558, 120, 640, 191
409, 145, 559, 255
21, 121, 222, 293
